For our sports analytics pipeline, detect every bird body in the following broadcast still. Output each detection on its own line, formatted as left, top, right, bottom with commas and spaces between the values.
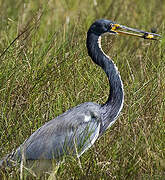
13, 102, 101, 161
0, 19, 160, 173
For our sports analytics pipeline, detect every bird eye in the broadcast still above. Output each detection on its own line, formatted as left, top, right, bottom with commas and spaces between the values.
110, 23, 113, 29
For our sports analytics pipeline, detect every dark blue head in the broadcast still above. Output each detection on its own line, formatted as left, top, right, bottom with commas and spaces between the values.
88, 19, 117, 36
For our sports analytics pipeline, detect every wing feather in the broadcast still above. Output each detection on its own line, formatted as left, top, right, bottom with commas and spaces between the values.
13, 102, 101, 161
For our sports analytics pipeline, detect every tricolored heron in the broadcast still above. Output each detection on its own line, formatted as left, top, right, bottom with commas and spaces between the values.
0, 19, 161, 173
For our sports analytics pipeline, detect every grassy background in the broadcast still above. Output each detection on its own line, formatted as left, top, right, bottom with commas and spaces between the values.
0, 0, 165, 179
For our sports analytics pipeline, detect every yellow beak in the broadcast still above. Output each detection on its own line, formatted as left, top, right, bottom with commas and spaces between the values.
111, 23, 161, 40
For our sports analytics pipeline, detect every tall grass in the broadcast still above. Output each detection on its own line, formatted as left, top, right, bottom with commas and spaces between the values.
0, 0, 165, 179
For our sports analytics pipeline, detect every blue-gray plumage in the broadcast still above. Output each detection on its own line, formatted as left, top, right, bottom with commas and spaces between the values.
0, 19, 160, 173
14, 102, 101, 161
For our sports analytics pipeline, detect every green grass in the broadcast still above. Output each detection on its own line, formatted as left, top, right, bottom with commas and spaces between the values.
0, 0, 165, 179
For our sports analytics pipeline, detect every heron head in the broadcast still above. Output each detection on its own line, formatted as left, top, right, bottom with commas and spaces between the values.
89, 19, 161, 40
89, 19, 116, 36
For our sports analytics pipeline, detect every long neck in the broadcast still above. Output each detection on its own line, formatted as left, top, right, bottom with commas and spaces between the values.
86, 31, 124, 135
